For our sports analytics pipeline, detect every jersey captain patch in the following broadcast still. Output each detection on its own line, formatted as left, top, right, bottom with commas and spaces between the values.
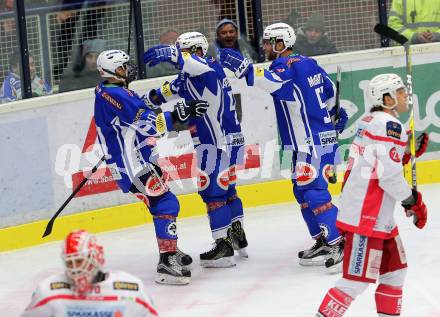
386, 121, 402, 139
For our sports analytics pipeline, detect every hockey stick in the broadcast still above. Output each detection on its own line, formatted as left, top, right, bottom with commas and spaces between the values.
328, 65, 342, 184
42, 156, 106, 237
374, 24, 419, 223
374, 24, 417, 191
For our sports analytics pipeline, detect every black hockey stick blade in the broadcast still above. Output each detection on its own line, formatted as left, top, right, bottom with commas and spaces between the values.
42, 156, 106, 238
374, 24, 408, 45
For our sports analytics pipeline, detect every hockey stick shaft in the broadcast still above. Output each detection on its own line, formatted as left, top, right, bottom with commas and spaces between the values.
329, 66, 342, 184
374, 24, 417, 190
42, 156, 106, 237
374, 24, 418, 223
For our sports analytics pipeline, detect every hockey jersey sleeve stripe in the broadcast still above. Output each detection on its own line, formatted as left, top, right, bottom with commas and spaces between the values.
136, 297, 159, 315
31, 294, 157, 314
363, 130, 406, 146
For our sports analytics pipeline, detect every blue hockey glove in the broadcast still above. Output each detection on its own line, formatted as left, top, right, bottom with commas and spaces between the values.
333, 107, 348, 133
219, 48, 252, 79
143, 44, 183, 69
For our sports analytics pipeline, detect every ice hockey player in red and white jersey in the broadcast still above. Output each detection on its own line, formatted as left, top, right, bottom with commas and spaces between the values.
317, 73, 429, 317
21, 230, 158, 317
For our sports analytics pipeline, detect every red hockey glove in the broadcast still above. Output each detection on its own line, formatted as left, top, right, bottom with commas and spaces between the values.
403, 132, 429, 165
401, 190, 427, 229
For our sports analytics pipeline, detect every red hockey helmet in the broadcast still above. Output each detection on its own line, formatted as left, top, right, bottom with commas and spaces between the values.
62, 230, 105, 292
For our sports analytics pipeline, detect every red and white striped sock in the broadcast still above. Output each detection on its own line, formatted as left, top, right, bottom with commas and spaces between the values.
318, 287, 353, 317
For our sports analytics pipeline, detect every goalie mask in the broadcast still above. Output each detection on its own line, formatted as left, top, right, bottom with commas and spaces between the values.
263, 23, 296, 54
97, 50, 137, 84
176, 32, 209, 57
62, 230, 105, 293
368, 73, 407, 110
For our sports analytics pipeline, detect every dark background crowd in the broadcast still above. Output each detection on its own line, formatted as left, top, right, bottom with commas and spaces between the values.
1, 0, 439, 103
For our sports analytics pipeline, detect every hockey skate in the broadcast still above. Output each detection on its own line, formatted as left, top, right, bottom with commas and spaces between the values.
200, 237, 235, 268
176, 248, 193, 270
155, 252, 191, 285
298, 235, 331, 266
325, 239, 344, 274
228, 221, 249, 258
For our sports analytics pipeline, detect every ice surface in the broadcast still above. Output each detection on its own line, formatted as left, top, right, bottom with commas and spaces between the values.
1, 184, 440, 316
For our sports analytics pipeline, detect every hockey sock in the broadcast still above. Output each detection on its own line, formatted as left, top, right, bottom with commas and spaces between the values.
207, 201, 232, 240
303, 189, 341, 244
294, 188, 321, 238
227, 194, 244, 224
315, 204, 341, 245
318, 287, 353, 317
153, 215, 178, 253
300, 203, 322, 238
375, 284, 403, 316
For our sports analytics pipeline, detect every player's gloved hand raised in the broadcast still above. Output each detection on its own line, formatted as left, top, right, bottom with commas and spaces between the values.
402, 132, 429, 165
332, 107, 348, 133
219, 48, 252, 79
401, 189, 427, 229
172, 100, 208, 123
143, 44, 183, 69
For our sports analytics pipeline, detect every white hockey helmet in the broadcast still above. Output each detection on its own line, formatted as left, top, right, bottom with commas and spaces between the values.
263, 22, 296, 54
176, 32, 209, 56
368, 73, 406, 109
97, 49, 130, 79
62, 230, 105, 293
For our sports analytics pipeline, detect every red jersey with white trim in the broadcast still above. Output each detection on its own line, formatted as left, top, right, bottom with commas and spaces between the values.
21, 271, 158, 317
337, 111, 412, 239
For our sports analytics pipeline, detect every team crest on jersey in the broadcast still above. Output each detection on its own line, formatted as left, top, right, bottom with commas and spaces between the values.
50, 282, 71, 290
197, 169, 210, 191
295, 162, 317, 186
113, 281, 139, 291
217, 168, 230, 190
145, 174, 168, 196
389, 147, 401, 162
386, 121, 402, 139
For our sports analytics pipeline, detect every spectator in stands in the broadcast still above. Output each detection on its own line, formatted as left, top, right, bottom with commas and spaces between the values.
53, 0, 107, 80
0, 0, 14, 36
146, 29, 179, 78
59, 38, 106, 92
0, 50, 52, 103
207, 18, 258, 62
389, 0, 440, 44
293, 12, 338, 56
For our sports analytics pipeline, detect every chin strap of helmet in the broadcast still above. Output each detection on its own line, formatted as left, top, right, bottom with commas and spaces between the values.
101, 61, 138, 87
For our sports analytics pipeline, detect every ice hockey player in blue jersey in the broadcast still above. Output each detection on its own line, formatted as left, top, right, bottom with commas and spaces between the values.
219, 23, 349, 272
143, 32, 248, 268
94, 49, 208, 285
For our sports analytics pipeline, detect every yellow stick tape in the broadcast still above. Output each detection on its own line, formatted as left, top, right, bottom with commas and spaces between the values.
0, 160, 438, 252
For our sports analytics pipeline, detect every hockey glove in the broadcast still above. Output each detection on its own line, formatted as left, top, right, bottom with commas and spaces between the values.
401, 189, 427, 229
402, 132, 429, 165
172, 100, 208, 124
143, 44, 183, 69
219, 48, 252, 79
142, 89, 163, 110
188, 100, 208, 118
330, 107, 348, 133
